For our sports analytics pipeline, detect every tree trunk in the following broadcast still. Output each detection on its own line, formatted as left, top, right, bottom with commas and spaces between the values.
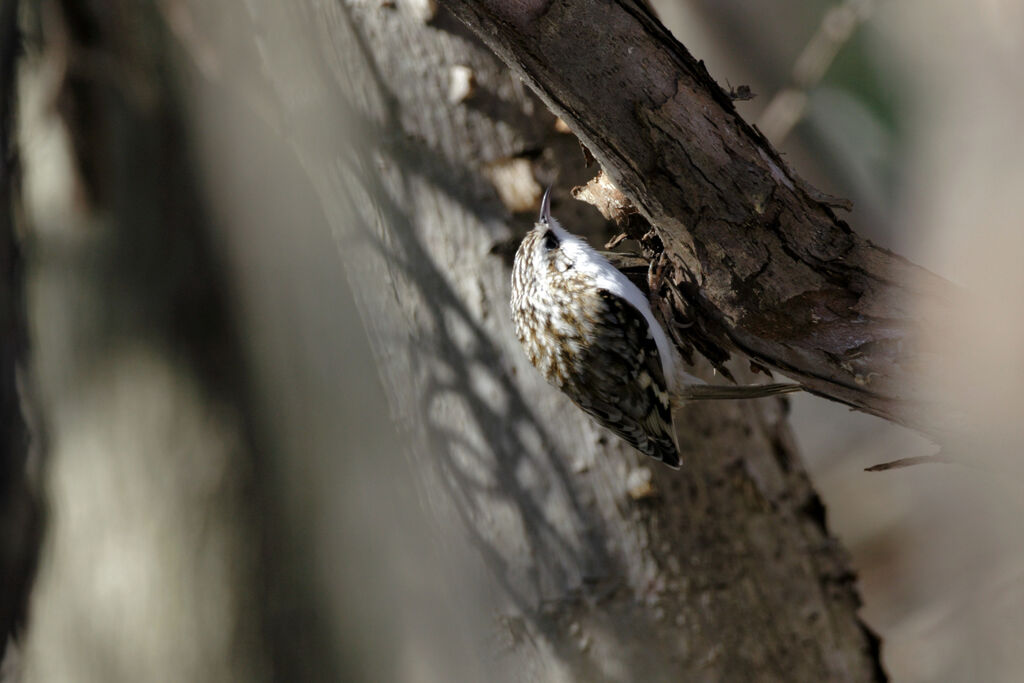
10, 1, 884, 681
215, 2, 883, 680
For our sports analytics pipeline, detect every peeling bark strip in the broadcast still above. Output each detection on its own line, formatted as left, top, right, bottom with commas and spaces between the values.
439, 0, 962, 438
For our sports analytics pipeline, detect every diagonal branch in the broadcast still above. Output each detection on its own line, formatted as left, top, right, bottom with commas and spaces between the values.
439, 0, 962, 439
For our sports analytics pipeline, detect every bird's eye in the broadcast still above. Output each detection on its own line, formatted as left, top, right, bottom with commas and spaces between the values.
541, 230, 559, 251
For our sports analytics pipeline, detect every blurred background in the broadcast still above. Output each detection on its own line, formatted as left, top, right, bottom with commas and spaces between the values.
4, 0, 1024, 681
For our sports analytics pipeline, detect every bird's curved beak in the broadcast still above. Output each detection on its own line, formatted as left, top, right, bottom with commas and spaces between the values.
539, 185, 553, 224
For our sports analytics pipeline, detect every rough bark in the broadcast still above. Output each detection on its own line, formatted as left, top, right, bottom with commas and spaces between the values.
207, 2, 883, 680
439, 0, 963, 439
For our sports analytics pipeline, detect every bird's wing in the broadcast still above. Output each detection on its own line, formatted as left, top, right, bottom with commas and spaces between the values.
563, 289, 680, 467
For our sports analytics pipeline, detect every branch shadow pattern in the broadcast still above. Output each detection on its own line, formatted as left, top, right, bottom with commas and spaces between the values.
226, 1, 767, 676
278, 2, 683, 674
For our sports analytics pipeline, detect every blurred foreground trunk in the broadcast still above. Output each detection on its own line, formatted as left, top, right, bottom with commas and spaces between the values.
0, 0, 42, 669
7, 1, 883, 681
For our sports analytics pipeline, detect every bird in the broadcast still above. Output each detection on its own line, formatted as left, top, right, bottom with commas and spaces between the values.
510, 186, 801, 468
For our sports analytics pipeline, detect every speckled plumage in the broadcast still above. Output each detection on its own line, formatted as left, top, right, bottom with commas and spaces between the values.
510, 190, 804, 467
511, 189, 681, 467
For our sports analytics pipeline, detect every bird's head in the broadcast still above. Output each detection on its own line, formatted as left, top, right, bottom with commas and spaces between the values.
512, 186, 581, 296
